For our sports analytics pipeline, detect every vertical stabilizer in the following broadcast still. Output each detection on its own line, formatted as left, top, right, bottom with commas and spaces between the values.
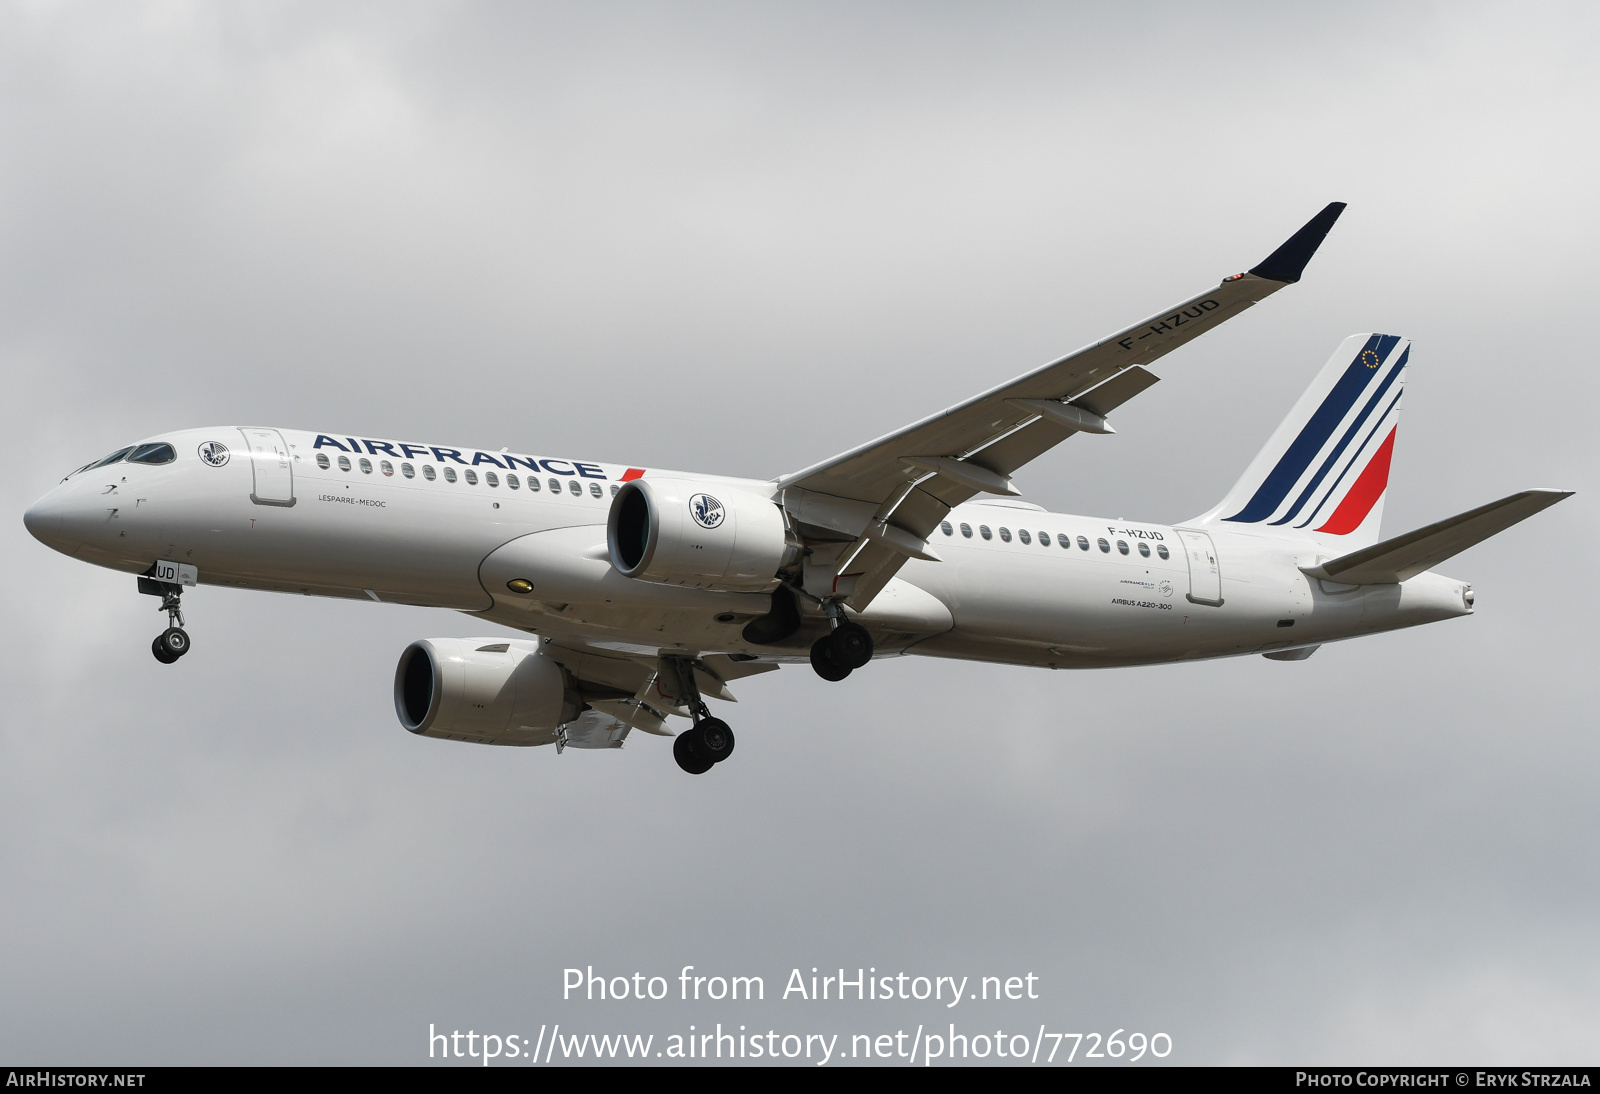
1193, 334, 1408, 550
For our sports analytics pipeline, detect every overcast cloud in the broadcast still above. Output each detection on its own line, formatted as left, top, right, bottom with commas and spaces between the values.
1, 1, 1596, 1065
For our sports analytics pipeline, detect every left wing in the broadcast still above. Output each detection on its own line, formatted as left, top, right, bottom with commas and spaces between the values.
776, 202, 1348, 609
1301, 489, 1573, 585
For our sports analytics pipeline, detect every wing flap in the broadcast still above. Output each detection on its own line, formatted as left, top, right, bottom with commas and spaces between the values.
1302, 489, 1573, 584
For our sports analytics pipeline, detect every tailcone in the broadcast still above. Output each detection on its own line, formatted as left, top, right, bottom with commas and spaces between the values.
1400, 570, 1475, 622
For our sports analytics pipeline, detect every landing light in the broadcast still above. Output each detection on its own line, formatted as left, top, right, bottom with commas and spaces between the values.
506, 579, 534, 594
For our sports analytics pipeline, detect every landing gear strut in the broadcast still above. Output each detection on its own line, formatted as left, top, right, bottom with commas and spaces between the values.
149, 586, 191, 664
661, 657, 736, 775
809, 599, 873, 681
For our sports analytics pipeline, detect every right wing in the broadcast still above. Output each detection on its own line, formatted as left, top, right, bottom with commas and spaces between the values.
776, 202, 1350, 609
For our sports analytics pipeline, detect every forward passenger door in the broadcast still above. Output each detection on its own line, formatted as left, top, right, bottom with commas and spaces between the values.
238, 427, 296, 507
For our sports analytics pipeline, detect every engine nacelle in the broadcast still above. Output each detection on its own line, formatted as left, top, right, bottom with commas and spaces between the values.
394, 637, 581, 746
607, 477, 792, 592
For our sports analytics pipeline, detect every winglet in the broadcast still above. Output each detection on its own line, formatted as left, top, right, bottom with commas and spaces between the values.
1248, 201, 1347, 284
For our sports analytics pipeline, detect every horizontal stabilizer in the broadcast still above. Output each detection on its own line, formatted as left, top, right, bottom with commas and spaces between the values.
1302, 489, 1572, 585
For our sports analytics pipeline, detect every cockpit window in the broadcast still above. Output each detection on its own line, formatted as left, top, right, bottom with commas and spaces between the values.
127, 442, 176, 465
88, 447, 136, 470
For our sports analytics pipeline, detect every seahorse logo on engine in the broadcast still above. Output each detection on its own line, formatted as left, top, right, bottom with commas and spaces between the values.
689, 493, 725, 529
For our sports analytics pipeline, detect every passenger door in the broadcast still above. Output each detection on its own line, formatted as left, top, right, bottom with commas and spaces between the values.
238, 427, 296, 507
1178, 529, 1222, 606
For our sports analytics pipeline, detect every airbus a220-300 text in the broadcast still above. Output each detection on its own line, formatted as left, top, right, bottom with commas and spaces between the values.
23, 204, 1571, 773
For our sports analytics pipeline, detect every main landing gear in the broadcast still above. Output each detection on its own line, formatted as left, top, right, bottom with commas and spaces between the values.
149, 586, 191, 665
661, 657, 736, 776
809, 600, 873, 681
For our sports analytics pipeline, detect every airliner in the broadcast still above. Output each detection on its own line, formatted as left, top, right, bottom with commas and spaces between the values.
22, 203, 1570, 774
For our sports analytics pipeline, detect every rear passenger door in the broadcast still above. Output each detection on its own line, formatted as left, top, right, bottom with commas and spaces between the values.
1178, 530, 1222, 606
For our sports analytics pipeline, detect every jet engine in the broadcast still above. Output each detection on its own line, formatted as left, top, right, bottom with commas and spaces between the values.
606, 477, 795, 592
394, 637, 581, 746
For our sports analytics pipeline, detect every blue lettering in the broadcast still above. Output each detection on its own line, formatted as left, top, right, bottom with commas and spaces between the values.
364, 440, 399, 457
574, 462, 607, 479
431, 447, 469, 465
312, 435, 349, 452
540, 459, 575, 475
399, 444, 430, 460
503, 454, 540, 472
471, 452, 506, 468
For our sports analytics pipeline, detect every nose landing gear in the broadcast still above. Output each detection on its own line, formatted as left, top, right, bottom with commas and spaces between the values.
147, 586, 191, 664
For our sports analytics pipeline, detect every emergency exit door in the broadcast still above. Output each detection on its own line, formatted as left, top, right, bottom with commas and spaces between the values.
1178, 529, 1222, 606
238, 427, 296, 507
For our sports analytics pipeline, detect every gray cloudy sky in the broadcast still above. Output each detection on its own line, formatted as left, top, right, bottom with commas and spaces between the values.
2, 1, 1597, 1066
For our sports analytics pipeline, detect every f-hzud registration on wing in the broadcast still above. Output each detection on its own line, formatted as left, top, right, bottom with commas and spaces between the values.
22, 203, 1572, 774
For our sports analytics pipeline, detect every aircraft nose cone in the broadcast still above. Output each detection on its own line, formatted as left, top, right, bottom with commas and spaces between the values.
23, 490, 71, 553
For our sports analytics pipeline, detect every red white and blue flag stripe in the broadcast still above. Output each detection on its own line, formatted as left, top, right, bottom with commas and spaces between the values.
1214, 333, 1408, 541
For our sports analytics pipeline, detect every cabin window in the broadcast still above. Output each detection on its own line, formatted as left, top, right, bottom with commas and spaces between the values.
1138, 541, 1151, 557
316, 453, 330, 470
358, 457, 372, 474
548, 478, 560, 493
610, 484, 620, 496
941, 521, 953, 536
1157, 543, 1169, 560
528, 477, 541, 491
589, 482, 603, 497
1117, 539, 1129, 555
1056, 533, 1070, 548
422, 464, 436, 481
1097, 537, 1110, 553
128, 443, 176, 465
1017, 529, 1030, 544
1038, 530, 1050, 547
1078, 536, 1090, 551
960, 523, 973, 538
980, 525, 992, 540
569, 480, 581, 496
998, 527, 1012, 542
485, 471, 500, 487
401, 462, 415, 478
464, 469, 479, 485
443, 467, 457, 483
337, 454, 351, 472
507, 474, 520, 489
380, 460, 394, 477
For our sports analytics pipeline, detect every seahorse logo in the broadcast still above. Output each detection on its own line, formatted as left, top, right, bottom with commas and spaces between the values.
689, 493, 725, 529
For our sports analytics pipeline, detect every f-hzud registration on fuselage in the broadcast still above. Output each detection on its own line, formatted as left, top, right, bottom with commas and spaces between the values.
22, 203, 1571, 775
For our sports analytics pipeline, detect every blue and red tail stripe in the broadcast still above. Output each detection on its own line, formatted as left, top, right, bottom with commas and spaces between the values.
1269, 346, 1406, 526
1294, 383, 1404, 530
1314, 426, 1397, 534
1223, 335, 1403, 525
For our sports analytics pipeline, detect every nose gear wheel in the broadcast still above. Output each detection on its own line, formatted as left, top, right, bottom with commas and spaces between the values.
142, 579, 193, 664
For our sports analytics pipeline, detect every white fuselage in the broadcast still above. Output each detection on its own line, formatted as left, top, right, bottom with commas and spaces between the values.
23, 427, 1473, 669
